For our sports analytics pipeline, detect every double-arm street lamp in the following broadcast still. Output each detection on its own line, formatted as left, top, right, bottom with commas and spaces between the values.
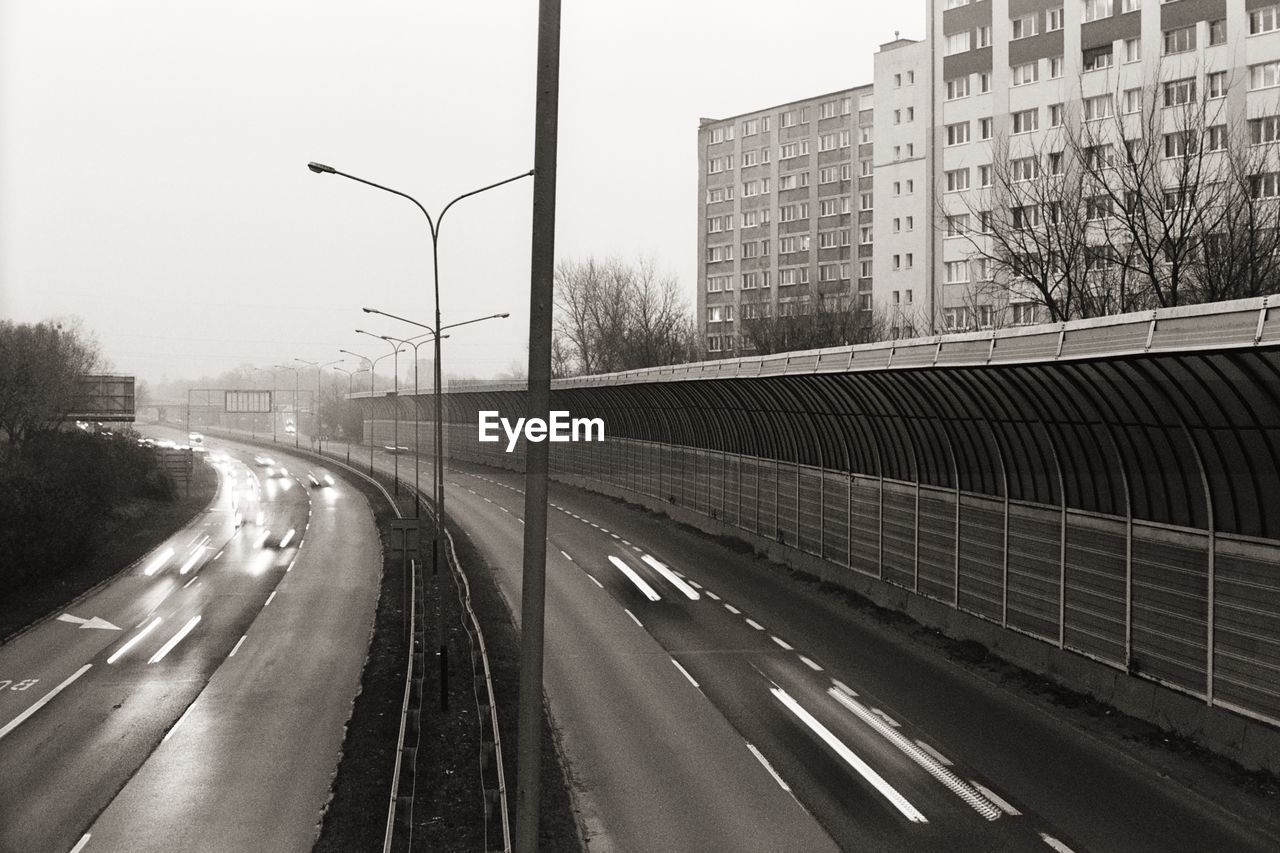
295, 358, 343, 454
332, 365, 369, 465
354, 330, 411, 495
273, 364, 303, 449
338, 346, 404, 475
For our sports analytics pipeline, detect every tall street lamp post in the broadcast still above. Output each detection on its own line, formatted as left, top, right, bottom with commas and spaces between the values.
333, 365, 368, 465
308, 160, 533, 713
373, 331, 449, 518
273, 364, 303, 450
355, 330, 406, 495
296, 358, 343, 454
339, 347, 403, 475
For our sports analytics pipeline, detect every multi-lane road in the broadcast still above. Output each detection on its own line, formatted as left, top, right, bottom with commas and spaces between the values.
357, 443, 1277, 853
0, 432, 380, 853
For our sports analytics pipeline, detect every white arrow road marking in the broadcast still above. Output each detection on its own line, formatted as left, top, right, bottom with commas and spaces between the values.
640, 555, 700, 600
0, 664, 92, 741
57, 614, 120, 630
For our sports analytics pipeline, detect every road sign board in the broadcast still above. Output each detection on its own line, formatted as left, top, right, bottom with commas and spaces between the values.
225, 390, 272, 413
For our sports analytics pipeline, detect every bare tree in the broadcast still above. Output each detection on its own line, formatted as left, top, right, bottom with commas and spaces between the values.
743, 296, 887, 354
0, 319, 101, 450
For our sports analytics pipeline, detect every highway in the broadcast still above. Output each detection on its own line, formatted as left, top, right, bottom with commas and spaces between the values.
357, 443, 1276, 853
0, 431, 380, 853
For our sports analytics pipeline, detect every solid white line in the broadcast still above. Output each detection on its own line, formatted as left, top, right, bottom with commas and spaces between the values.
771, 685, 927, 823
182, 576, 198, 589
640, 554, 700, 600
265, 590, 277, 606
1040, 833, 1075, 853
560, 550, 573, 561
69, 833, 91, 853
827, 688, 1000, 821
671, 659, 699, 688
287, 556, 298, 572
746, 618, 765, 630
916, 740, 953, 766
0, 664, 93, 741
973, 781, 1021, 816
771, 636, 793, 651
704, 590, 721, 600
831, 679, 858, 697
724, 603, 741, 614
108, 617, 162, 664
746, 742, 792, 792
163, 703, 195, 742
799, 655, 823, 671
607, 556, 661, 601
229, 635, 247, 657
149, 615, 201, 663
588, 575, 603, 588
625, 609, 643, 627
871, 708, 901, 728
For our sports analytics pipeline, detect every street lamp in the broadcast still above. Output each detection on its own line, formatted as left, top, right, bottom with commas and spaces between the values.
339, 347, 404, 475
355, 330, 408, 495
308, 161, 533, 713
273, 364, 303, 449
373, 330, 450, 517
296, 358, 343, 454
333, 365, 368, 465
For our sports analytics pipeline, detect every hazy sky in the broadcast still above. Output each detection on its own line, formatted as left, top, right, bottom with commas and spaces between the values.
0, 1, 923, 385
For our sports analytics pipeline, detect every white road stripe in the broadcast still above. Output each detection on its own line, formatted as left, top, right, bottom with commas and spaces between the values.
560, 550, 573, 561
68, 833, 91, 853
973, 781, 1021, 816
871, 708, 901, 727
827, 688, 1000, 821
771, 636, 794, 651
916, 740, 953, 766
771, 686, 927, 823
640, 554, 700, 600
0, 664, 93, 741
746, 742, 792, 792
182, 576, 198, 589
229, 635, 247, 657
724, 603, 741, 614
799, 655, 823, 671
588, 575, 603, 588
108, 618, 162, 664
163, 702, 196, 742
607, 556, 661, 602
705, 591, 721, 600
1040, 833, 1075, 853
745, 618, 765, 630
831, 679, 858, 697
265, 590, 277, 606
149, 615, 202, 664
625, 609, 643, 627
671, 659, 699, 687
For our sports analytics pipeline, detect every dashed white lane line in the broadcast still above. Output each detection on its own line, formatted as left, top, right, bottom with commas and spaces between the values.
831, 679, 858, 697
0, 664, 93, 741
973, 781, 1022, 816
828, 688, 1000, 821
607, 556, 661, 602
724, 603, 741, 614
640, 554, 700, 600
672, 659, 700, 688
69, 833, 92, 852
108, 618, 162, 665
265, 590, 277, 606
704, 590, 721, 600
746, 742, 792, 793
771, 635, 794, 651
560, 550, 573, 561
631, 546, 643, 553
625, 609, 643, 628
588, 575, 604, 588
915, 740, 953, 766
163, 702, 195, 742
799, 655, 823, 672
148, 615, 201, 664
1040, 834, 1076, 853
745, 618, 765, 631
182, 576, 198, 589
771, 685, 927, 823
229, 635, 247, 657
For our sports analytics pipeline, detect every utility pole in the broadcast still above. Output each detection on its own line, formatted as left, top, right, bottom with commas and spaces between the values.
514, 2, 561, 850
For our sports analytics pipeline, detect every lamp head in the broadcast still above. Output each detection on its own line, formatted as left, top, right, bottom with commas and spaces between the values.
307, 161, 335, 174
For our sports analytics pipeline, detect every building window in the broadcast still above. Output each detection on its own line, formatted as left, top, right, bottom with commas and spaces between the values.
818, 133, 839, 152
778, 267, 810, 286
945, 168, 970, 192
1121, 0, 1140, 11
1084, 94, 1113, 122
1013, 205, 1040, 228
946, 122, 971, 146
1208, 71, 1228, 99
709, 126, 733, 144
1049, 103, 1065, 127
1011, 303, 1038, 325
1164, 25, 1196, 55
1163, 77, 1196, 107
742, 119, 758, 136
819, 264, 840, 282
979, 117, 993, 139
861, 160, 873, 176
859, 225, 873, 244
1050, 56, 1064, 79
944, 261, 970, 283
1012, 108, 1038, 134
1251, 6, 1279, 35
1012, 156, 1039, 182
946, 214, 970, 236
946, 76, 970, 100
1122, 88, 1142, 114
820, 100, 839, 119
741, 272, 758, 290
860, 193, 873, 210
1011, 14, 1038, 40
741, 150, 757, 168
1011, 62, 1039, 86
1049, 151, 1064, 174
1048, 7, 1064, 30
1252, 61, 1280, 90
945, 0, 971, 8
1209, 19, 1227, 45
1251, 116, 1280, 144
1083, 0, 1113, 22
977, 25, 992, 48
819, 166, 838, 184
706, 245, 733, 262
706, 275, 730, 292
1164, 131, 1197, 159
946, 32, 971, 56
1208, 124, 1228, 151
1083, 47, 1113, 72
1123, 38, 1141, 63
979, 164, 993, 186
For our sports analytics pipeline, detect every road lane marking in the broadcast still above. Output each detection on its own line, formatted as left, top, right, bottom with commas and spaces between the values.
588, 575, 603, 588
916, 740, 953, 766
143, 547, 175, 576
607, 556, 661, 602
69, 834, 91, 853
746, 742, 792, 792
109, 618, 163, 664
827, 688, 1000, 821
0, 664, 93, 741
771, 685, 927, 823
771, 636, 793, 651
163, 702, 196, 742
685, 579, 702, 589
799, 655, 823, 671
624, 609, 643, 627
265, 591, 277, 606
972, 781, 1021, 816
745, 618, 765, 630
831, 679, 858, 697
560, 550, 573, 561
672, 659, 699, 688
1040, 834, 1075, 853
871, 708, 901, 727
149, 615, 202, 664
724, 603, 741, 614
229, 635, 247, 657
704, 591, 721, 600
640, 554, 700, 600
631, 546, 642, 553
182, 576, 198, 589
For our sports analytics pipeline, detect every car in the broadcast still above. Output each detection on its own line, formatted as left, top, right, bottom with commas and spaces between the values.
306, 471, 336, 488
252, 455, 276, 467
188, 432, 204, 445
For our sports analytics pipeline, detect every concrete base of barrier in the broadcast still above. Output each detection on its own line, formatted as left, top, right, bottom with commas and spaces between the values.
553, 471, 1280, 777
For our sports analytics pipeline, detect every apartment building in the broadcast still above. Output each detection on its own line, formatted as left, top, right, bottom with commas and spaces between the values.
696, 86, 875, 356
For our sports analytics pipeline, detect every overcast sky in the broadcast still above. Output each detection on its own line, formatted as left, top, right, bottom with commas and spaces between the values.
0, 1, 923, 385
